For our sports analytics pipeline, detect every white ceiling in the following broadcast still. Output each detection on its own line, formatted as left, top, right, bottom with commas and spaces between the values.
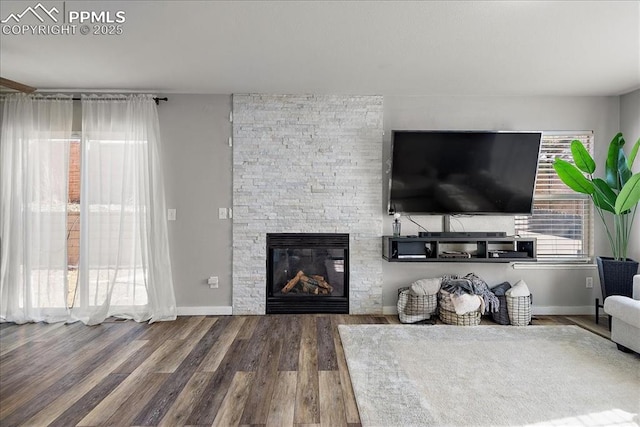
1, 0, 639, 96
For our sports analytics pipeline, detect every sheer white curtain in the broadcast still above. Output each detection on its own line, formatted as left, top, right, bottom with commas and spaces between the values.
0, 95, 73, 323
70, 94, 176, 324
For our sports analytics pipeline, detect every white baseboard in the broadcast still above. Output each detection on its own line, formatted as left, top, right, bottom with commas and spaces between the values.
531, 306, 593, 316
177, 306, 233, 316
384, 305, 593, 316
176, 305, 593, 317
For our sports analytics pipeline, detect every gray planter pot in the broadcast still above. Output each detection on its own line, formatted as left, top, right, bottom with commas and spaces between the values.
596, 256, 639, 299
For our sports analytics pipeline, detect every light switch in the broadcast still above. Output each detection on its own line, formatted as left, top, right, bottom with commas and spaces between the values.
167, 209, 177, 221
218, 208, 228, 219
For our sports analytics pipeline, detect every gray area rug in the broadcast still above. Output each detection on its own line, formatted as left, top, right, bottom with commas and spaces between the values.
339, 325, 640, 427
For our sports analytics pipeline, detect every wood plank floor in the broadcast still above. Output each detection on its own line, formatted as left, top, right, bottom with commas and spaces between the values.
0, 314, 610, 427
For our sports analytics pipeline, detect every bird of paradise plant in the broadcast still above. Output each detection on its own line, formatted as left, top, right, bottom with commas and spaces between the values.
553, 132, 640, 261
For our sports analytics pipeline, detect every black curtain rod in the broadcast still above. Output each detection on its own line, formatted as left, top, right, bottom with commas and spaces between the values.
71, 96, 168, 105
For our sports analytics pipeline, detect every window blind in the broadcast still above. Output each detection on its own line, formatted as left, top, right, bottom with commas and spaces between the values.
515, 132, 594, 261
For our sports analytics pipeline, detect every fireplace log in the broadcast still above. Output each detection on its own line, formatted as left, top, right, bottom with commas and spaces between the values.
311, 275, 334, 292
282, 271, 333, 295
300, 276, 320, 294
300, 280, 331, 295
301, 280, 320, 294
300, 275, 331, 295
282, 270, 304, 293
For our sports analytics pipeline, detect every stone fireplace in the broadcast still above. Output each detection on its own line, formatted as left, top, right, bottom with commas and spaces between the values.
266, 233, 349, 314
232, 94, 383, 315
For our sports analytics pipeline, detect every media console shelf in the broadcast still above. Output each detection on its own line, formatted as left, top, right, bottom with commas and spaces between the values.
382, 235, 537, 263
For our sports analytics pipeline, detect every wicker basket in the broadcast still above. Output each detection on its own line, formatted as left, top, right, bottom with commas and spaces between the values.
439, 307, 481, 326
397, 287, 438, 324
437, 289, 481, 326
492, 295, 510, 325
506, 294, 532, 326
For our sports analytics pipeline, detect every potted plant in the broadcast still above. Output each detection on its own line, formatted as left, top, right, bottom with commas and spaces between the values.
553, 132, 640, 301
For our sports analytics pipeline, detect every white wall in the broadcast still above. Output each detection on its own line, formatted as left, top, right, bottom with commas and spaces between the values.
620, 89, 640, 263
382, 95, 620, 312
158, 95, 233, 312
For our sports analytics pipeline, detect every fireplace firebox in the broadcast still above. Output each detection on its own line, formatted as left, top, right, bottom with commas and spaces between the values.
266, 233, 349, 314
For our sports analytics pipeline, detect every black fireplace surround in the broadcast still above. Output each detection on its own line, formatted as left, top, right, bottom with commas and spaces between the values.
266, 233, 349, 314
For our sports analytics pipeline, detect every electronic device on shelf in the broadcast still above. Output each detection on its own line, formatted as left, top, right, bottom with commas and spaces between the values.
440, 251, 472, 259
418, 231, 506, 238
489, 251, 530, 258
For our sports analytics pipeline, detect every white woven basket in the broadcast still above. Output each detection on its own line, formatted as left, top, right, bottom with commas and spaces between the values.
397, 287, 438, 324
439, 307, 481, 326
506, 295, 532, 326
437, 290, 481, 326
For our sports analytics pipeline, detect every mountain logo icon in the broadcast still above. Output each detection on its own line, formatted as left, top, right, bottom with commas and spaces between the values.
1, 3, 59, 24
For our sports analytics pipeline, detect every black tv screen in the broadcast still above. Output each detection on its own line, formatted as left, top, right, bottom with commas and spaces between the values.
388, 131, 542, 215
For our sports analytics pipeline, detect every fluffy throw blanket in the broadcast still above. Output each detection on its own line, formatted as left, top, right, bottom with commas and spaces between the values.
441, 273, 500, 313
506, 279, 531, 297
451, 293, 483, 315
409, 278, 442, 296
491, 281, 512, 296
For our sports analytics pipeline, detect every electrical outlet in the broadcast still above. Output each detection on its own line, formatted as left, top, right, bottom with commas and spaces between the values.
586, 277, 593, 288
208, 276, 219, 289
218, 208, 227, 220
167, 209, 176, 221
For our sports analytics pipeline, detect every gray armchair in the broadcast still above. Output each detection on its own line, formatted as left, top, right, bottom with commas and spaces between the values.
604, 275, 640, 353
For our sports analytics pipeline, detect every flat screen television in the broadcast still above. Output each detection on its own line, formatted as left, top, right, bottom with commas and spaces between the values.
388, 131, 542, 215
